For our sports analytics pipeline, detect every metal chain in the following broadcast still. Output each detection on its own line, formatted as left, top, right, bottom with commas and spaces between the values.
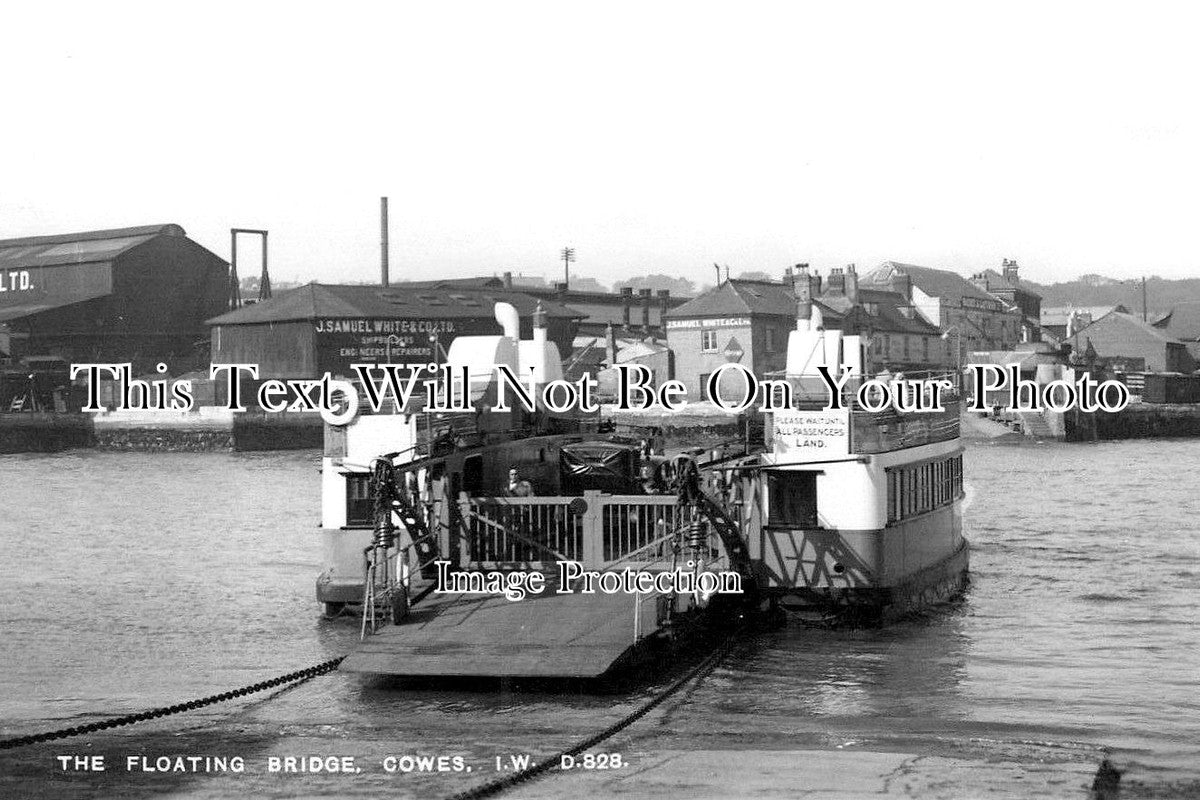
0, 656, 346, 751
445, 629, 740, 800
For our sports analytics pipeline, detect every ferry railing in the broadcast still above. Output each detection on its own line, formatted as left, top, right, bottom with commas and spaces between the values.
457, 492, 723, 570
600, 497, 686, 565
460, 497, 585, 567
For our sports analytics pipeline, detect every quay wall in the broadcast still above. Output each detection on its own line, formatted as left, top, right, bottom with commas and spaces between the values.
1092, 403, 1200, 440
0, 413, 95, 453
0, 410, 322, 453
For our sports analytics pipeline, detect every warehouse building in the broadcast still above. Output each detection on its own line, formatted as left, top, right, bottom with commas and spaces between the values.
402, 273, 689, 338
1066, 310, 1196, 374
0, 224, 228, 371
207, 282, 582, 379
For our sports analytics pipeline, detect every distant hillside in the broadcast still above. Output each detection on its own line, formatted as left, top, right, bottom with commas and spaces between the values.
1029, 275, 1200, 339
1028, 276, 1199, 316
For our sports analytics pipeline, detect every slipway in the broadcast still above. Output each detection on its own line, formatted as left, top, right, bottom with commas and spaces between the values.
339, 587, 663, 679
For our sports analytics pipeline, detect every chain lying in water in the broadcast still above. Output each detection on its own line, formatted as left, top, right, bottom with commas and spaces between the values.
445, 628, 741, 800
0, 656, 346, 750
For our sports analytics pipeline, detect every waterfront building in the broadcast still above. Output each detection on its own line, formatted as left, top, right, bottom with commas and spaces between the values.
1065, 310, 1196, 374
665, 266, 942, 400
969, 259, 1043, 342
0, 224, 228, 371
402, 273, 689, 339
206, 282, 581, 380
859, 261, 1024, 365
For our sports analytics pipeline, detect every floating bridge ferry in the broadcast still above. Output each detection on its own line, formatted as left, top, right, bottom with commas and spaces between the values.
317, 293, 968, 680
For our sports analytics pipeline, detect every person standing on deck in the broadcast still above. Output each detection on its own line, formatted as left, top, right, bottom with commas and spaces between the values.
505, 468, 534, 497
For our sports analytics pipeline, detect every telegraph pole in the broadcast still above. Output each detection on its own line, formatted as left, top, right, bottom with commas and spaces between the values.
561, 247, 576, 289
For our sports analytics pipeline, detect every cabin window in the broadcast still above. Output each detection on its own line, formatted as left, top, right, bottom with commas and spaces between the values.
767, 471, 818, 528
701, 330, 718, 352
886, 454, 962, 524
345, 474, 374, 527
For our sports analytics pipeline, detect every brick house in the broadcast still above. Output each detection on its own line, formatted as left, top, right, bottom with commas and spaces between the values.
665, 266, 943, 399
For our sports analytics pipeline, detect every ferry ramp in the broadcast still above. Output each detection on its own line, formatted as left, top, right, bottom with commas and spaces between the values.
339, 588, 659, 679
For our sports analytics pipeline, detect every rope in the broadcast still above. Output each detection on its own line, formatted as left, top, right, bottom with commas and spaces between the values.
0, 656, 346, 750
445, 628, 740, 800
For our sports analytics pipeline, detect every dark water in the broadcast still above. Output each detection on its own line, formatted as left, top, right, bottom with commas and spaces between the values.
1, 441, 1197, 797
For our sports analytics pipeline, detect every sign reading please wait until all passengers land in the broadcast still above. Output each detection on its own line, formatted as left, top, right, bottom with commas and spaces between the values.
772, 409, 850, 456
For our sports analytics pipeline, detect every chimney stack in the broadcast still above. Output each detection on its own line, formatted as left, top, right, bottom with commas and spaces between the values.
1003, 258, 1020, 283
502, 271, 513, 289
845, 263, 858, 303
620, 287, 633, 329
639, 288, 652, 333
793, 263, 812, 324
827, 267, 846, 294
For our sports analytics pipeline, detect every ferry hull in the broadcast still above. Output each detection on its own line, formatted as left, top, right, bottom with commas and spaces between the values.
768, 538, 970, 623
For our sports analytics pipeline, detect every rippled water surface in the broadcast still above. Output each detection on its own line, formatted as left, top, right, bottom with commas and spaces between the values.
1, 441, 1197, 797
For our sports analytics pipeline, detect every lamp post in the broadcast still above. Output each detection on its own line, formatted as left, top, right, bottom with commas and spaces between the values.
941, 326, 962, 391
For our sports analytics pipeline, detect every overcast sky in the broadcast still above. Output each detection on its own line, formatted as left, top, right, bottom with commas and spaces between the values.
3, 2, 1198, 288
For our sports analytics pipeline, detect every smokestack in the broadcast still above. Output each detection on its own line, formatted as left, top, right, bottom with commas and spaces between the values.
793, 263, 812, 324
380, 197, 390, 287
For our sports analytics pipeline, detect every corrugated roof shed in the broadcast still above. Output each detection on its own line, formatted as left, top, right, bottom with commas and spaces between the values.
0, 224, 187, 270
206, 283, 583, 326
1070, 310, 1183, 344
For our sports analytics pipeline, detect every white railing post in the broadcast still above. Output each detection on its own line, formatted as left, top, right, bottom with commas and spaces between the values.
582, 491, 604, 565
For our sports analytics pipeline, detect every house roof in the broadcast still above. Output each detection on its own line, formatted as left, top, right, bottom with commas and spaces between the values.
1040, 305, 1129, 326
668, 280, 798, 319
666, 279, 938, 337
1150, 305, 1200, 341
861, 261, 1003, 307
206, 283, 583, 326
832, 288, 942, 336
1068, 311, 1183, 345
0, 224, 188, 271
973, 268, 1044, 300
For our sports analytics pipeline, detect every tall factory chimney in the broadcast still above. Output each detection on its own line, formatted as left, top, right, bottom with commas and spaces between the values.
380, 196, 390, 287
